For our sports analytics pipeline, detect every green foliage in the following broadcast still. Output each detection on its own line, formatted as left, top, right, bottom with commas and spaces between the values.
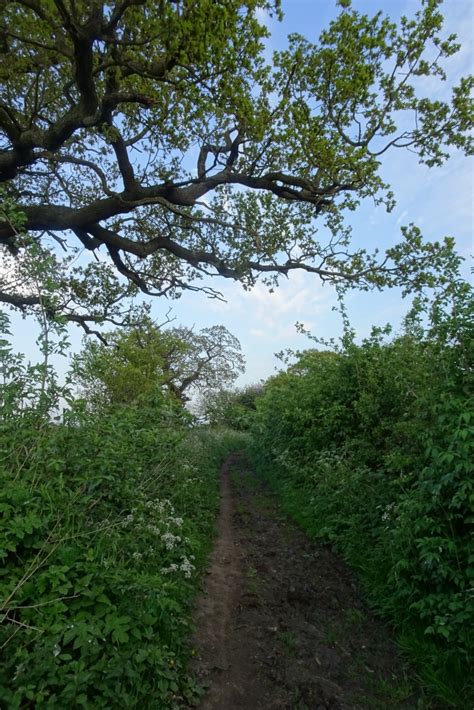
201, 384, 263, 430
72, 319, 245, 407
251, 279, 473, 706
0, 1, 472, 325
0, 315, 240, 707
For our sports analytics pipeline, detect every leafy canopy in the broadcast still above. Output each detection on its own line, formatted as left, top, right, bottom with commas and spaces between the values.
0, 0, 472, 330
72, 319, 245, 405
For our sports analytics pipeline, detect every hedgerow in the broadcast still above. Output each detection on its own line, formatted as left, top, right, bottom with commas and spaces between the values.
250, 281, 473, 707
0, 315, 240, 708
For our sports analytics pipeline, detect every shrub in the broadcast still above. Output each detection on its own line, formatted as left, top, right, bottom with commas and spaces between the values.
0, 317, 239, 707
250, 282, 474, 705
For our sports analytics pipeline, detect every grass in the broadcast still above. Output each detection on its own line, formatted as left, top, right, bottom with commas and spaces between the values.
277, 630, 298, 657
343, 607, 366, 629
397, 627, 473, 709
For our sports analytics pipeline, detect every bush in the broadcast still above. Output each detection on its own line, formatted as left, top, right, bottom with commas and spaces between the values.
250, 283, 474, 706
0, 318, 241, 707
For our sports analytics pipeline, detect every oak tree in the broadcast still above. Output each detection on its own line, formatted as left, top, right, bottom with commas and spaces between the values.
72, 319, 245, 405
0, 0, 472, 330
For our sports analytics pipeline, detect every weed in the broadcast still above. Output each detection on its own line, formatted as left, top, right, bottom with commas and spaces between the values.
278, 630, 298, 656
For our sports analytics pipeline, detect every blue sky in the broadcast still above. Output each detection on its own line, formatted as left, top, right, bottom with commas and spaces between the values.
7, 0, 473, 387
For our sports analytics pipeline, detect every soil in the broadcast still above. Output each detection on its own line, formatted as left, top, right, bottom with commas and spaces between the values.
190, 453, 421, 710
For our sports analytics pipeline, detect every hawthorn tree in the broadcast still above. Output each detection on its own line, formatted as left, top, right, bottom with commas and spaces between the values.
0, 0, 472, 330
72, 320, 245, 405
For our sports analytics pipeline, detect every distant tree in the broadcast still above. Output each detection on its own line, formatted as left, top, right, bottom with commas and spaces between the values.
160, 324, 245, 403
0, 0, 472, 330
72, 320, 245, 406
202, 383, 263, 429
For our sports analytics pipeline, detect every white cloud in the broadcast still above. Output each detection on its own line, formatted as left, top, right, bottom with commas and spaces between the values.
209, 269, 333, 326
249, 328, 266, 338
396, 210, 409, 225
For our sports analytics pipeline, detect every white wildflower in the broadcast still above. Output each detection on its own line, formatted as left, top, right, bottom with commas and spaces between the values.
180, 557, 195, 578
121, 513, 134, 528
147, 524, 161, 535
161, 532, 181, 550
382, 502, 396, 522
162, 563, 179, 575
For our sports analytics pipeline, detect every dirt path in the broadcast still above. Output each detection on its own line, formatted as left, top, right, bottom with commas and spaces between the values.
191, 454, 420, 709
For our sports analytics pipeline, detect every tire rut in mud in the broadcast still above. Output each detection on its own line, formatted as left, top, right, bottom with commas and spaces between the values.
190, 453, 420, 710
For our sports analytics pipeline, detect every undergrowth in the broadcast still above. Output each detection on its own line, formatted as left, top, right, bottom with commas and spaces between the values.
249, 282, 473, 708
0, 314, 243, 707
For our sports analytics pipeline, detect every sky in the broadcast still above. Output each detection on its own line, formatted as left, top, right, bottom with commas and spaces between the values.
6, 0, 474, 388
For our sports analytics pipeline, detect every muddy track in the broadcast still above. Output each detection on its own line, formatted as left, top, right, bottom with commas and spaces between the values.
191, 454, 420, 709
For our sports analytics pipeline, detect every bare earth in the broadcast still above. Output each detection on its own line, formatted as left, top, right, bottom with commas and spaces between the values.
190, 453, 421, 710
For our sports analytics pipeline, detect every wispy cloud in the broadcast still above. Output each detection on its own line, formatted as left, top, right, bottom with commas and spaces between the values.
396, 209, 409, 225
208, 270, 333, 327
